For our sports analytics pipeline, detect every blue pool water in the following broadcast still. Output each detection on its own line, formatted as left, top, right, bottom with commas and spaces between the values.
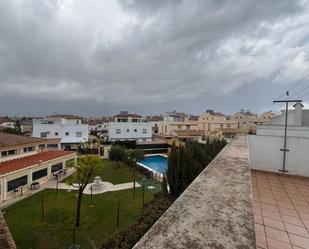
139, 155, 168, 174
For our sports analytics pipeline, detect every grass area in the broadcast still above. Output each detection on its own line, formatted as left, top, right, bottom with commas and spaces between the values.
4, 188, 154, 249
63, 159, 145, 185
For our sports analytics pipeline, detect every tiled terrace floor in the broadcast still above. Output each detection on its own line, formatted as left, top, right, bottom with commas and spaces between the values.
252, 170, 309, 249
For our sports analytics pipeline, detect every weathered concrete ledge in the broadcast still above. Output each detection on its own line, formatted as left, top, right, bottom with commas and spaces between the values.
134, 135, 255, 249
0, 211, 16, 249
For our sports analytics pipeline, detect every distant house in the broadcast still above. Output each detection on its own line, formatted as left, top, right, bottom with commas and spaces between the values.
198, 110, 237, 139
161, 111, 188, 122
0, 132, 76, 202
20, 120, 33, 135
0, 117, 15, 130
232, 110, 258, 133
256, 111, 278, 125
108, 112, 153, 142
32, 114, 89, 150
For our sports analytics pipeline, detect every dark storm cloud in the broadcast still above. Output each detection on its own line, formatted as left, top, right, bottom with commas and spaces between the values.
0, 0, 309, 116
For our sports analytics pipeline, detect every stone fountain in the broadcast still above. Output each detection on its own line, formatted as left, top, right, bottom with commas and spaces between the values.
91, 176, 104, 190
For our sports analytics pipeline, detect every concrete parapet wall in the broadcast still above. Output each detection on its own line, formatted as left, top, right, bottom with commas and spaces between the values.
133, 135, 255, 249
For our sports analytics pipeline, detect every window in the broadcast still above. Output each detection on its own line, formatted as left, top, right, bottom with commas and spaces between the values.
8, 150, 16, 156
227, 124, 230, 128
40, 132, 48, 138
55, 132, 58, 136
76, 120, 80, 125
134, 129, 137, 133
178, 125, 182, 129
186, 125, 190, 130
23, 147, 34, 153
65, 132, 69, 136
142, 129, 147, 134
7, 176, 27, 192
126, 129, 130, 133
116, 129, 121, 134
32, 168, 48, 181
76, 132, 82, 137
51, 163, 63, 173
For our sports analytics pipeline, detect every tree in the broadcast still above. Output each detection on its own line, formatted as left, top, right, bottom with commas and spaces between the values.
166, 143, 180, 198
125, 149, 145, 199
67, 155, 101, 227
109, 145, 125, 168
167, 139, 227, 198
161, 175, 169, 197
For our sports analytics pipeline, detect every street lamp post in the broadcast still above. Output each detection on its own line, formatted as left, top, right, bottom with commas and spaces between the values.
90, 185, 94, 207
55, 173, 59, 199
142, 177, 146, 209
69, 227, 80, 249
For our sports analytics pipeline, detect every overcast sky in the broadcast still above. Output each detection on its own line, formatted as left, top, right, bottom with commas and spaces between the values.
1, 0, 309, 117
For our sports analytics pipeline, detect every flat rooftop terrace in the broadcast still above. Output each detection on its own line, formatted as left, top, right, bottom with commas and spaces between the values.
253, 170, 309, 249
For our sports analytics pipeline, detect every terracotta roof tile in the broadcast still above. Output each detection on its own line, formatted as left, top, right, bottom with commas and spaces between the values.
0, 150, 75, 174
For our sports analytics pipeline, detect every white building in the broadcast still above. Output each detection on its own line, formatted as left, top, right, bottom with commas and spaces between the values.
108, 112, 153, 142
32, 114, 89, 149
160, 111, 187, 122
0, 117, 15, 129
249, 103, 309, 176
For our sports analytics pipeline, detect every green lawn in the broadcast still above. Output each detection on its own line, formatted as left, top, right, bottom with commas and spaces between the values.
4, 188, 154, 249
63, 159, 145, 185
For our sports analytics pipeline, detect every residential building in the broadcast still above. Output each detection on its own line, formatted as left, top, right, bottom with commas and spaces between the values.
160, 111, 187, 122
108, 112, 153, 142
32, 114, 89, 150
0, 132, 76, 202
198, 110, 238, 139
20, 120, 33, 135
157, 121, 199, 135
0, 117, 15, 130
232, 110, 258, 133
256, 111, 278, 124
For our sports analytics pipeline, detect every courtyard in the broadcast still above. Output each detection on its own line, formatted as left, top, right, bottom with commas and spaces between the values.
3, 159, 161, 249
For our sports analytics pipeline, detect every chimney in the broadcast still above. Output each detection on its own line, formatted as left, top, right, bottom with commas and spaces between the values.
293, 102, 304, 126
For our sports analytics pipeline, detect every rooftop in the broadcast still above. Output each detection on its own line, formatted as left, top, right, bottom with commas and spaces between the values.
252, 170, 309, 249
0, 150, 75, 174
0, 133, 46, 149
134, 135, 255, 248
47, 114, 81, 120
172, 130, 203, 138
114, 113, 143, 118
0, 117, 14, 125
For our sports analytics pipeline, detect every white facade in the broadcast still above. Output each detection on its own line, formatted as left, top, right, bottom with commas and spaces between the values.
32, 117, 89, 148
108, 122, 153, 142
0, 121, 15, 129
249, 103, 309, 176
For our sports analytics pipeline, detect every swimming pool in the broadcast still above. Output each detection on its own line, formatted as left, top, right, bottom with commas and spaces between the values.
139, 155, 168, 174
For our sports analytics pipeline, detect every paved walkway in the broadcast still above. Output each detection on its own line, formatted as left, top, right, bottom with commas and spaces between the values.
52, 181, 141, 195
